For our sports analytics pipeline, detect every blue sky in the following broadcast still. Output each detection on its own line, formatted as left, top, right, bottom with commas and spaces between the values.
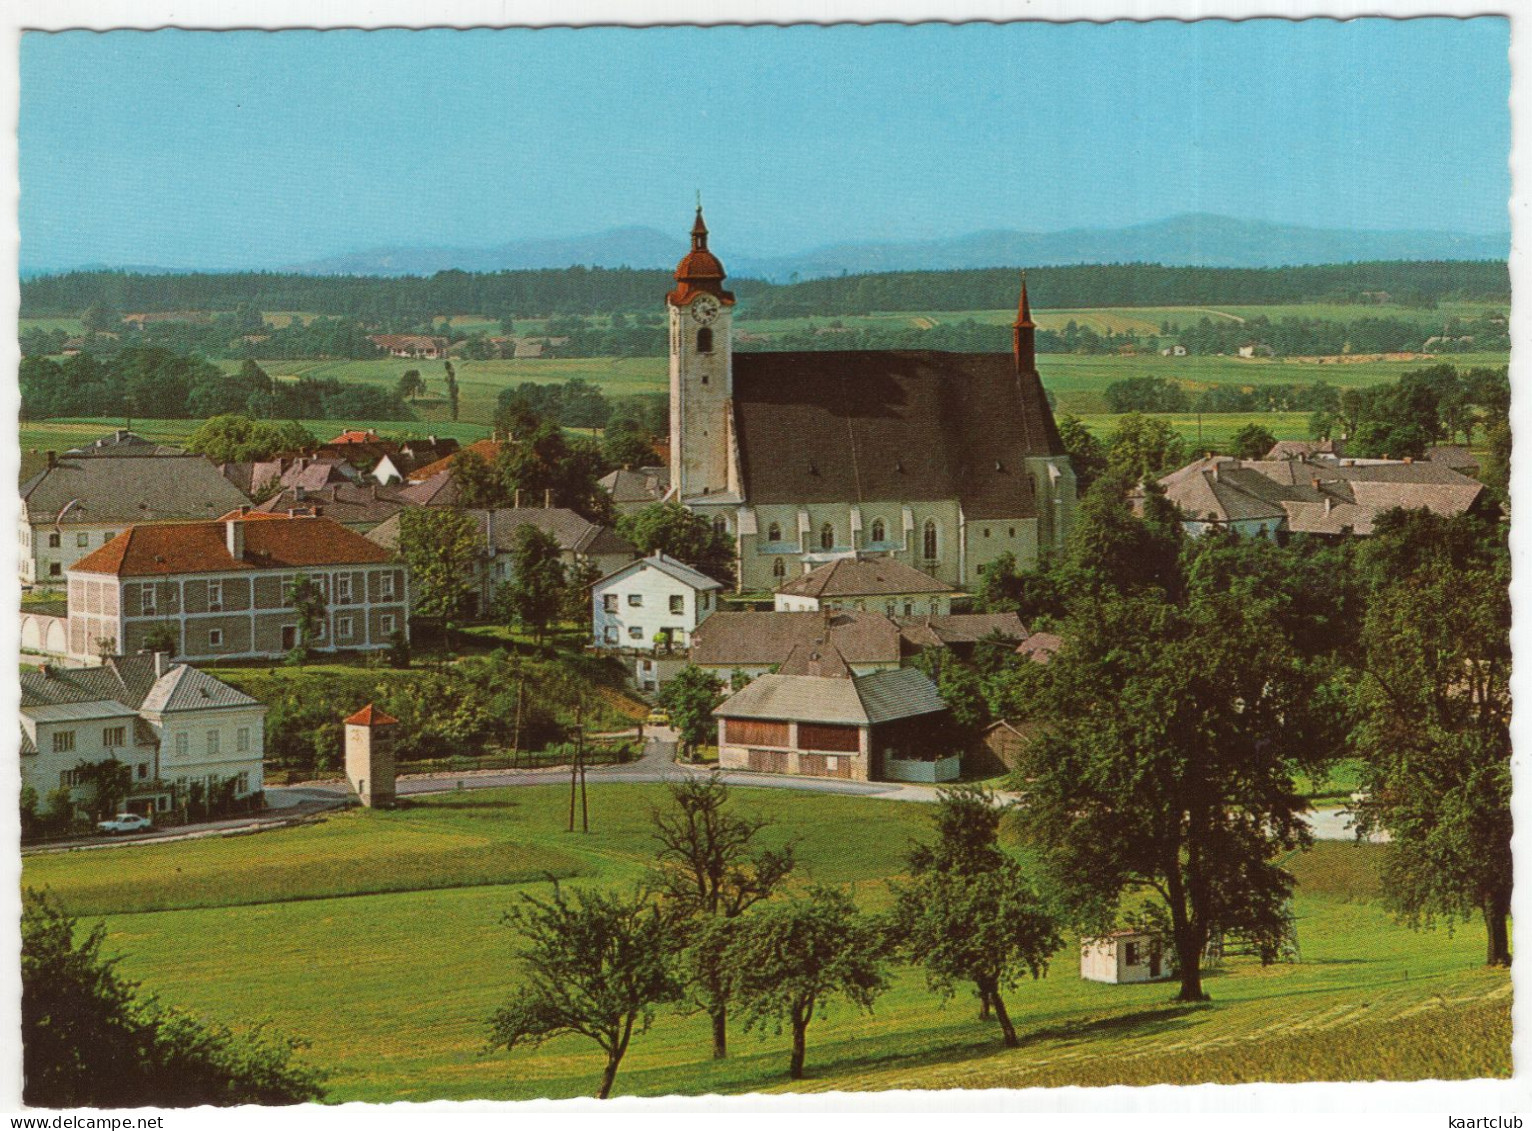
19, 19, 1511, 271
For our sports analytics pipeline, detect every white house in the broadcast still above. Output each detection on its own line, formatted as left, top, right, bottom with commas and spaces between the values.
21, 653, 267, 819
592, 553, 723, 651
1080, 931, 1171, 984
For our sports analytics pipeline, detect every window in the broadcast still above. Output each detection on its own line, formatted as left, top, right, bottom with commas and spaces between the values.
77, 532, 89, 548
207, 580, 222, 612
819, 522, 834, 551
175, 733, 188, 759
604, 625, 619, 644
922, 519, 938, 561
49, 563, 61, 578
886, 601, 896, 616
379, 573, 396, 601
670, 595, 685, 615
1124, 941, 1141, 966
47, 532, 60, 548
929, 599, 940, 614
603, 593, 618, 613
628, 593, 643, 607
1008, 527, 1016, 538
983, 527, 991, 538
137, 762, 149, 780
773, 558, 786, 580
207, 731, 220, 757
713, 515, 727, 538
629, 626, 644, 640
103, 531, 115, 543
904, 602, 914, 616
337, 616, 354, 641
208, 629, 223, 648
697, 328, 713, 354
767, 522, 782, 542
237, 727, 250, 753
236, 773, 250, 794
103, 726, 126, 748
52, 730, 76, 753
336, 575, 352, 605
59, 769, 82, 788
701, 593, 710, 610
870, 518, 886, 543
380, 614, 396, 636
141, 585, 157, 616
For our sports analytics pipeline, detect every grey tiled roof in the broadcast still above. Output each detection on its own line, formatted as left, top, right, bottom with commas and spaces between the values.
140, 665, 261, 713
22, 657, 258, 718
714, 666, 945, 726
598, 553, 723, 592
893, 612, 1028, 649
691, 611, 903, 668
21, 455, 253, 525
778, 556, 954, 598
599, 467, 670, 506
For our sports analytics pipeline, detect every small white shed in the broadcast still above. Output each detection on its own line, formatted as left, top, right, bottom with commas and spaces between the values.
1080, 930, 1171, 984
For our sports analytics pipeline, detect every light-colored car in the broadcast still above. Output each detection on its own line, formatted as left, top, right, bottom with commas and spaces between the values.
97, 812, 152, 835
645, 710, 670, 728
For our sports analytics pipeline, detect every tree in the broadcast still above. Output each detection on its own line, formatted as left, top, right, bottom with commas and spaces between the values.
1106, 412, 1186, 481
1229, 423, 1277, 460
1055, 414, 1108, 492
650, 774, 795, 1058
286, 574, 328, 661
1352, 511, 1511, 965
560, 558, 601, 626
22, 889, 325, 1106
892, 861, 1061, 1047
724, 886, 886, 1080
396, 369, 424, 402
81, 302, 119, 333
617, 502, 734, 586
74, 757, 133, 822
394, 507, 486, 650
602, 419, 657, 470
450, 448, 506, 509
487, 882, 680, 1100
1016, 532, 1334, 1001
184, 415, 317, 463
658, 665, 725, 759
142, 621, 180, 657
444, 360, 460, 422
499, 525, 566, 644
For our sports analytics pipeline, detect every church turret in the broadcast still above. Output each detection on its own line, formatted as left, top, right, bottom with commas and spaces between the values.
668, 204, 736, 501
1013, 272, 1037, 374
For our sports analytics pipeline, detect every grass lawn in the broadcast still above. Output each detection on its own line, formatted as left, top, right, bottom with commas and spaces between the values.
22, 784, 1508, 1101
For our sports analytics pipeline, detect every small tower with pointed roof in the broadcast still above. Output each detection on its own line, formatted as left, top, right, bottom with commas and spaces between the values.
344, 702, 398, 808
1013, 272, 1037, 374
668, 204, 739, 506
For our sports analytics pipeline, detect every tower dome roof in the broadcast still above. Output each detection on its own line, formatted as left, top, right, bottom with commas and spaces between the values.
668, 206, 736, 307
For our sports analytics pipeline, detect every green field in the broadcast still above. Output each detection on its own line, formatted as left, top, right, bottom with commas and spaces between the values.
22, 784, 1508, 1101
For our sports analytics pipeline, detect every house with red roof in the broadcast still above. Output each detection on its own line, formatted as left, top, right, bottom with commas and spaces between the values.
65, 511, 409, 664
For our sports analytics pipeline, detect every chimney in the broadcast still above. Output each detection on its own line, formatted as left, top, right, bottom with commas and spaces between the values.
544, 488, 552, 508
514, 489, 522, 509
45, 450, 57, 470
226, 518, 245, 560
153, 651, 170, 678
1311, 478, 1322, 491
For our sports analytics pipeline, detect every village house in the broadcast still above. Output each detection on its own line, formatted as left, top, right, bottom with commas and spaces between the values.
21, 652, 267, 819
773, 556, 959, 616
713, 665, 954, 782
591, 553, 723, 652
369, 506, 638, 617
64, 511, 408, 664
598, 465, 670, 516
370, 437, 461, 484
20, 452, 253, 587
1080, 931, 1171, 984
368, 333, 449, 359
663, 208, 1077, 592
1150, 453, 1488, 538
63, 429, 186, 458
250, 483, 412, 531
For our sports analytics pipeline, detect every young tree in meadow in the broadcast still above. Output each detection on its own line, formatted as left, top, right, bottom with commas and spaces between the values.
487, 883, 680, 1100
649, 774, 796, 1059
1352, 511, 1511, 966
498, 525, 566, 644
658, 665, 726, 759
444, 360, 460, 422
724, 886, 887, 1080
22, 889, 326, 1106
617, 502, 735, 587
394, 507, 486, 651
396, 369, 424, 403
1229, 422, 1277, 460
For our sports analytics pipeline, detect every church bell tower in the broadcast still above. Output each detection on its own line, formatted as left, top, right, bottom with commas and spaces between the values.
667, 205, 736, 501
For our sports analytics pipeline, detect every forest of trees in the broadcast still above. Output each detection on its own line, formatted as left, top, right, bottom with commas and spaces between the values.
21, 260, 1508, 324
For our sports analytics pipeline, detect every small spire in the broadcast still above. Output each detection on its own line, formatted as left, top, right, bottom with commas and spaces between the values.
1014, 270, 1035, 328
691, 198, 708, 249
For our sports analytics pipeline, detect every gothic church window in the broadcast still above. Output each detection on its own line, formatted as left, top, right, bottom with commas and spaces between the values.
773, 558, 786, 580
923, 520, 938, 561
767, 521, 782, 542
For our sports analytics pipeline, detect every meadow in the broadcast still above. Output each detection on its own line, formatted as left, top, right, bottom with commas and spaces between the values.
22, 783, 1509, 1101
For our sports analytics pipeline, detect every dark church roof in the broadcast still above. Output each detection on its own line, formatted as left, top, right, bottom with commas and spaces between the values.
731, 351, 1064, 520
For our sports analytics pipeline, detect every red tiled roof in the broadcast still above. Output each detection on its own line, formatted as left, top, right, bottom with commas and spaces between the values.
406, 438, 506, 483
71, 514, 394, 577
667, 207, 736, 308
345, 703, 399, 726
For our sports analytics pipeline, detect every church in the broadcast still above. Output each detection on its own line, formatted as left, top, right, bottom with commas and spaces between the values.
667, 208, 1077, 594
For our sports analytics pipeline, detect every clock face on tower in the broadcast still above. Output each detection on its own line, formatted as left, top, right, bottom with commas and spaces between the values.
690, 295, 721, 325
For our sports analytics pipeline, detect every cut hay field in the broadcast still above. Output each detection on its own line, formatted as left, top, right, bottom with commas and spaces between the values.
22, 783, 1508, 1102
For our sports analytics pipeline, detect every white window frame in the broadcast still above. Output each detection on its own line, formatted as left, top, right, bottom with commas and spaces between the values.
175, 732, 189, 759
336, 575, 352, 605
669, 594, 685, 615
379, 573, 396, 601
207, 730, 220, 757
141, 584, 158, 616
52, 730, 76, 753
207, 580, 222, 612
380, 613, 396, 636
208, 628, 224, 648
237, 727, 250, 753
103, 726, 126, 748
337, 615, 354, 641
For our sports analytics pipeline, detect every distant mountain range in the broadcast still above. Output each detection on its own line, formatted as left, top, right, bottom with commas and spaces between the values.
26, 214, 1509, 280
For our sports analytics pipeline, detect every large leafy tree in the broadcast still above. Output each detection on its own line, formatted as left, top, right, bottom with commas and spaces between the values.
498, 525, 566, 644
658, 665, 726, 759
1353, 511, 1511, 965
487, 883, 680, 1100
184, 414, 317, 463
724, 886, 886, 1080
22, 889, 325, 1106
1105, 412, 1186, 482
649, 774, 795, 1058
1017, 530, 1334, 1001
617, 502, 735, 587
393, 507, 485, 647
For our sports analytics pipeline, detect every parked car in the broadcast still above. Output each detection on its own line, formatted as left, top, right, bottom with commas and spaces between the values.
645, 710, 670, 727
97, 812, 152, 835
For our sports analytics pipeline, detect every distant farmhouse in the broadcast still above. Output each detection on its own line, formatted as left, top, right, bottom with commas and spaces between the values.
662, 208, 1077, 592
368, 333, 449, 359
21, 653, 266, 819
